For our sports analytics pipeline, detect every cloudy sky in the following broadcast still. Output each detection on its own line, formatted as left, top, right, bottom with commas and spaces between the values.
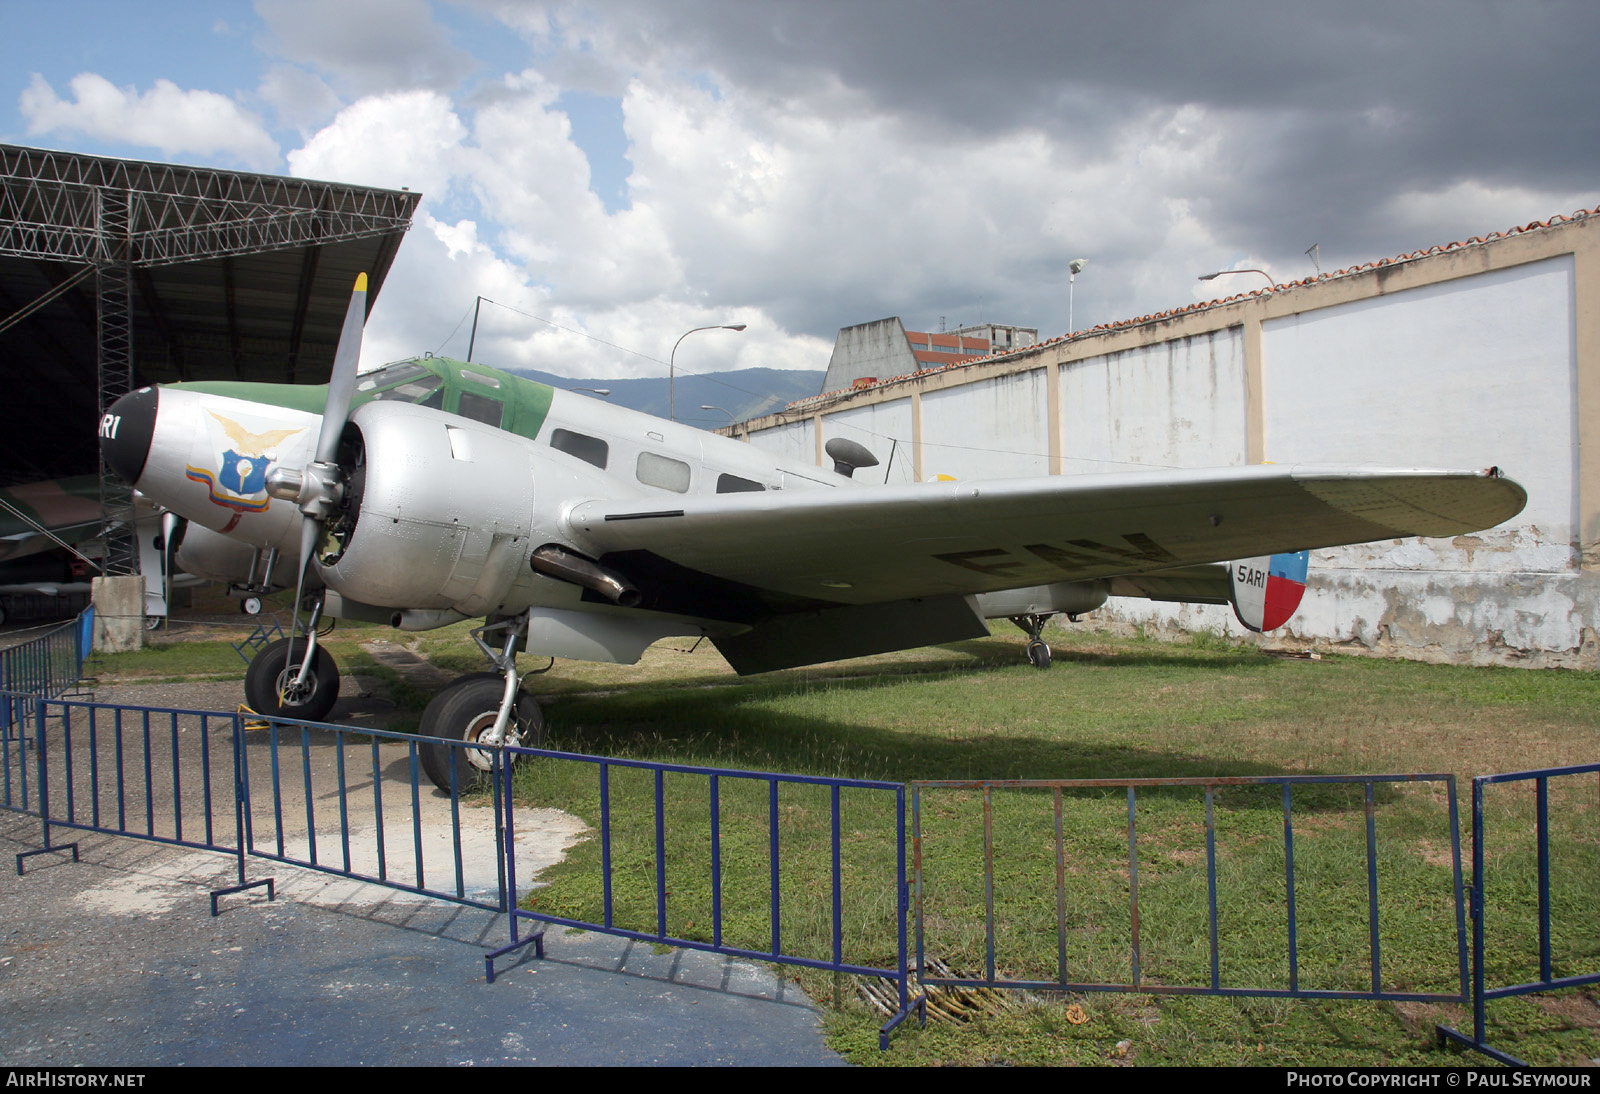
7, 0, 1597, 380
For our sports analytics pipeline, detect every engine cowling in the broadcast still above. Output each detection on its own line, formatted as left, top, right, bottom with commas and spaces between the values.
319, 401, 539, 617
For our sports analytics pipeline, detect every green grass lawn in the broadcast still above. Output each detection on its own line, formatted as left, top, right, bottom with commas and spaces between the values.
504, 627, 1600, 1067
93, 618, 1600, 1065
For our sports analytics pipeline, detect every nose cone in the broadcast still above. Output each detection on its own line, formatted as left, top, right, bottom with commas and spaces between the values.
99, 387, 159, 485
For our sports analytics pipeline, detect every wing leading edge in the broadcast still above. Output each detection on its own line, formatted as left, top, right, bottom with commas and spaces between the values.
563, 465, 1527, 607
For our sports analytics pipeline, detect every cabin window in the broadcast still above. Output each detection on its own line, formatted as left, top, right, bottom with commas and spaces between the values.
637, 451, 690, 493
457, 390, 504, 428
551, 429, 609, 469
459, 369, 501, 389
716, 473, 764, 493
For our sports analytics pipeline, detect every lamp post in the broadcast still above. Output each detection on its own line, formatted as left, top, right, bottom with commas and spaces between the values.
569, 387, 611, 397
670, 324, 746, 422
1067, 258, 1088, 332
1198, 268, 1276, 290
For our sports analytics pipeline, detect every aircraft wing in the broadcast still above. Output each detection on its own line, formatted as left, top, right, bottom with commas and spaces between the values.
1107, 563, 1233, 605
0, 476, 106, 564
564, 465, 1526, 607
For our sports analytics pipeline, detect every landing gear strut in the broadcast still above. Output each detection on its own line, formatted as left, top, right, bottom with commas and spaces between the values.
418, 614, 545, 793
243, 594, 341, 721
1010, 613, 1056, 670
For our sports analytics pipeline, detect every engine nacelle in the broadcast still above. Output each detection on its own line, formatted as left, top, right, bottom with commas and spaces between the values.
974, 580, 1111, 620
320, 401, 539, 617
176, 521, 275, 586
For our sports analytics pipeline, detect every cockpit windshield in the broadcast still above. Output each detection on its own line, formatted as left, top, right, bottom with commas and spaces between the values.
359, 362, 445, 407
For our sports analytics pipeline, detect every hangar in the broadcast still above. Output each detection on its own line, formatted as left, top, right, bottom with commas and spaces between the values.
742, 209, 1600, 668
0, 143, 418, 578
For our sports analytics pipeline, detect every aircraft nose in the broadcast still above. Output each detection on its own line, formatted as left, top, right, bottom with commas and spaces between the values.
99, 386, 159, 485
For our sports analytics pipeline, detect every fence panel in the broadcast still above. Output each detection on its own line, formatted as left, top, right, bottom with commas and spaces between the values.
912, 774, 1468, 1004
1, 687, 40, 816
240, 714, 508, 912
0, 609, 92, 741
33, 697, 243, 856
1438, 763, 1600, 1065
490, 745, 914, 1045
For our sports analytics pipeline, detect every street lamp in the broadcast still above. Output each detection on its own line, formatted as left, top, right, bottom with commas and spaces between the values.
1068, 258, 1088, 332
670, 324, 746, 422
700, 404, 735, 421
1198, 268, 1276, 290
569, 387, 610, 397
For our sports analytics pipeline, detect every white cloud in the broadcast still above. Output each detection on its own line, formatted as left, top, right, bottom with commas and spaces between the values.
276, 7, 1600, 386
256, 63, 343, 133
359, 209, 538, 369
18, 73, 279, 170
1381, 180, 1600, 256
255, 0, 475, 95
287, 90, 466, 198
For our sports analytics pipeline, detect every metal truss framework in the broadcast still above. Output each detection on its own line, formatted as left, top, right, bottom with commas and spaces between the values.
0, 145, 418, 268
1, 144, 420, 580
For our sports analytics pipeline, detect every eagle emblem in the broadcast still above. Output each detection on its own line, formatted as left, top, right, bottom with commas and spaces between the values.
186, 410, 308, 513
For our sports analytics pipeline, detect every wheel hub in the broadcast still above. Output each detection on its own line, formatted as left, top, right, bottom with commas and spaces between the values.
275, 670, 315, 705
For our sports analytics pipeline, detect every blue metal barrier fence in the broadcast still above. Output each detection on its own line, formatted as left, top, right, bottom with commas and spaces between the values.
0, 608, 92, 736
11, 677, 1600, 1061
241, 711, 509, 913
912, 774, 1468, 1005
1, 609, 93, 815
488, 744, 916, 1048
5, 692, 915, 1045
1438, 762, 1600, 1066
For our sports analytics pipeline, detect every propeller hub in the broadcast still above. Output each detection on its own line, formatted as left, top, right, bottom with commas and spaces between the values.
264, 461, 344, 518
295, 461, 345, 521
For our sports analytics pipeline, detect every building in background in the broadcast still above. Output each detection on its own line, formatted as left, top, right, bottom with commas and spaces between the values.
822, 317, 1037, 393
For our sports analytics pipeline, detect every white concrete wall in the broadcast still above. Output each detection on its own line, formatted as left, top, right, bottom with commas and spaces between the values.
824, 398, 917, 484
744, 416, 815, 466
920, 369, 1050, 480
1256, 256, 1585, 657
1060, 329, 1248, 474
1105, 257, 1592, 664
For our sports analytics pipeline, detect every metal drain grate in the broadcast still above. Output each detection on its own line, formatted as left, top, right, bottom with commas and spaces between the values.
858, 958, 1023, 1024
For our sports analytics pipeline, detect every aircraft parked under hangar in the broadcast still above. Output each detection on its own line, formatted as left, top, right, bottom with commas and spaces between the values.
98, 277, 1528, 792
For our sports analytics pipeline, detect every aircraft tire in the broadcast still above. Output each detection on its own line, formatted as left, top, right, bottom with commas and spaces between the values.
1025, 638, 1052, 670
244, 638, 340, 722
418, 673, 544, 794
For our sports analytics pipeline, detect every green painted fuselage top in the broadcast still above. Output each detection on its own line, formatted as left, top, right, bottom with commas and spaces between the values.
169, 356, 556, 442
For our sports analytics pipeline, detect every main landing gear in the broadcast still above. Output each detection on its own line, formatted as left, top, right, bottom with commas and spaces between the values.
1009, 612, 1074, 670
418, 614, 545, 794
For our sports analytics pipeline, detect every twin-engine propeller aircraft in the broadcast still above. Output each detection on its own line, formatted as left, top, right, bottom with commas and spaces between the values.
99, 276, 1527, 791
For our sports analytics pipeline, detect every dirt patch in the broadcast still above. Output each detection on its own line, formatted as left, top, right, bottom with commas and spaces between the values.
1535, 992, 1600, 1027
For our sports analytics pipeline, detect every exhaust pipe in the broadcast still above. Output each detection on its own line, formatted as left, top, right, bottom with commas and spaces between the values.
529, 544, 641, 607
